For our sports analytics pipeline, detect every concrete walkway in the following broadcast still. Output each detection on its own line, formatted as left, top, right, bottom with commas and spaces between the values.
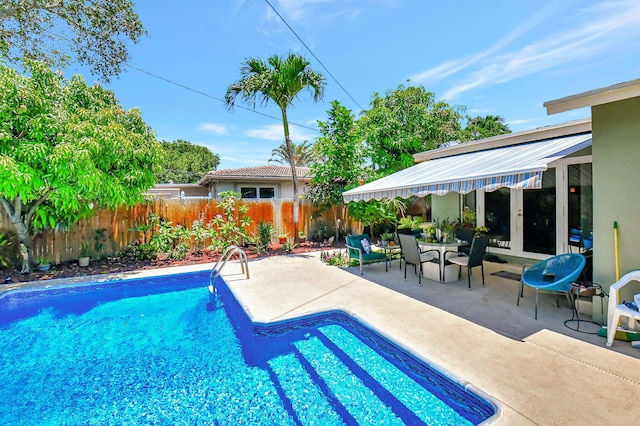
220, 252, 640, 425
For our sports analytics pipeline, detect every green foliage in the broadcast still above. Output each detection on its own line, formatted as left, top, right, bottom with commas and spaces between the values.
308, 100, 367, 211
0, 233, 11, 268
94, 228, 107, 258
256, 221, 274, 252
397, 216, 423, 230
157, 140, 220, 183
281, 241, 297, 253
191, 213, 210, 254
320, 249, 352, 267
357, 84, 464, 174
0, 0, 145, 81
121, 242, 157, 261
348, 199, 397, 237
208, 191, 251, 250
79, 241, 91, 258
461, 115, 511, 141
0, 61, 163, 269
269, 141, 316, 167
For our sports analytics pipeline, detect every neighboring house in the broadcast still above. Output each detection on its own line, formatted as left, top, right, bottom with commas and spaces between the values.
198, 165, 312, 200
145, 183, 211, 199
344, 118, 593, 264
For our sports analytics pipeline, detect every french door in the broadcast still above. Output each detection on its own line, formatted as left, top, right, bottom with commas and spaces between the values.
479, 156, 592, 259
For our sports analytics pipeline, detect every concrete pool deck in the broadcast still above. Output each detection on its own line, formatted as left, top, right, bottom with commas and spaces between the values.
3, 252, 639, 424
218, 252, 640, 425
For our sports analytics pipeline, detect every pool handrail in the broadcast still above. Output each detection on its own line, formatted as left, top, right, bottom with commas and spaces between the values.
209, 245, 249, 295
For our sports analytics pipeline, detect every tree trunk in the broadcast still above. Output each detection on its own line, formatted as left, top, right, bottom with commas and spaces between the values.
0, 196, 34, 272
280, 109, 299, 243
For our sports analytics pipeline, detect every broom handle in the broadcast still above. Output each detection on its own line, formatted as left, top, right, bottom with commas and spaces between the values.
614, 221, 620, 282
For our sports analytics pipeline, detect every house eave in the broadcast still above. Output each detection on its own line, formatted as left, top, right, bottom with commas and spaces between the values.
413, 118, 591, 163
544, 78, 640, 115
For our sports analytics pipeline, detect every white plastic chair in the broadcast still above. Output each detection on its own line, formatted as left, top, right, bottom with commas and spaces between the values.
606, 270, 640, 347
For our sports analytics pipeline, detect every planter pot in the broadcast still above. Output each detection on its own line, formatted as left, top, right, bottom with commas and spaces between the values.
278, 237, 287, 244
78, 256, 90, 267
37, 264, 51, 272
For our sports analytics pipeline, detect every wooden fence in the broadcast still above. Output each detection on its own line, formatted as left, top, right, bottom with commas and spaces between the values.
0, 198, 349, 264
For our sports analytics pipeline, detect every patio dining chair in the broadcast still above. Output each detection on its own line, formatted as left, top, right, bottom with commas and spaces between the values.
345, 234, 387, 275
398, 233, 440, 286
444, 235, 489, 290
517, 253, 586, 319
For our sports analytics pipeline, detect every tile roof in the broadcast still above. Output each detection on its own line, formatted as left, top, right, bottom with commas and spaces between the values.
201, 165, 312, 180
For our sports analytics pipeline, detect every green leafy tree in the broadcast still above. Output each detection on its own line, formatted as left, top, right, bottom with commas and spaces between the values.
461, 115, 511, 141
348, 199, 397, 238
357, 84, 464, 174
308, 100, 366, 237
0, 0, 145, 81
157, 139, 220, 183
225, 53, 325, 242
269, 140, 316, 167
0, 61, 163, 270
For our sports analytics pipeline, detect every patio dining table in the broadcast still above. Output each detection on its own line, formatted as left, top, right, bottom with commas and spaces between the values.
418, 240, 468, 283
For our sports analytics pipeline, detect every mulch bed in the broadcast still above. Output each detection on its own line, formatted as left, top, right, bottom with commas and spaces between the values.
2, 240, 344, 284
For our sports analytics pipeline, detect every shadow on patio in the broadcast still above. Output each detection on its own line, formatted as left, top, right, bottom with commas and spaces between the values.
343, 255, 640, 359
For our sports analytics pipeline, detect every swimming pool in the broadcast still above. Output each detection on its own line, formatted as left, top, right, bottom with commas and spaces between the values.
0, 270, 498, 425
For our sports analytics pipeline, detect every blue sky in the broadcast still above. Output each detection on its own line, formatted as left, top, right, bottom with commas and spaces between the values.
71, 0, 640, 170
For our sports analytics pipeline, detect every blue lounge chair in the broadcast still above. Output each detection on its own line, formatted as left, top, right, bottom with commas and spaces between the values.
517, 253, 586, 319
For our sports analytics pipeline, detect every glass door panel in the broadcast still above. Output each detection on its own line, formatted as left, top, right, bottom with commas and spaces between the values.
485, 188, 510, 249
523, 168, 556, 254
568, 163, 593, 252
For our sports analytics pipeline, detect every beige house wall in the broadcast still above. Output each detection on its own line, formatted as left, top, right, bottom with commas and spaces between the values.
592, 97, 640, 296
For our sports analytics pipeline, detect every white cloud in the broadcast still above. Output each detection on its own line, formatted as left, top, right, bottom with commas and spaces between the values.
198, 122, 228, 135
244, 124, 315, 143
417, 0, 640, 100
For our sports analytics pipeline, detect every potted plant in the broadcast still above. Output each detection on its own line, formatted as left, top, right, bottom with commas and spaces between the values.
37, 255, 51, 272
78, 242, 91, 267
278, 233, 288, 244
381, 232, 395, 247
298, 231, 306, 242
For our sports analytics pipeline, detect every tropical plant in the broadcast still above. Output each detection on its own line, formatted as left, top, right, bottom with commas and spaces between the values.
0, 61, 164, 271
0, 0, 145, 81
269, 141, 316, 167
191, 213, 210, 254
308, 100, 367, 239
93, 228, 107, 259
397, 216, 423, 230
207, 191, 251, 250
79, 242, 91, 258
256, 221, 274, 253
381, 232, 395, 241
225, 53, 325, 242
348, 200, 396, 237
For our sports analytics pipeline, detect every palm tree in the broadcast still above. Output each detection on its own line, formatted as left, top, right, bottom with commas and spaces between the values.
225, 53, 325, 241
269, 140, 317, 167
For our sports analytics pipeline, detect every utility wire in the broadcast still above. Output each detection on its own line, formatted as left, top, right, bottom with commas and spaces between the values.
43, 31, 320, 133
263, 0, 366, 112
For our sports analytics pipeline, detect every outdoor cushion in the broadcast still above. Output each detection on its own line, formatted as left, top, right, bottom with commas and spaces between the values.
361, 238, 371, 254
346, 234, 387, 275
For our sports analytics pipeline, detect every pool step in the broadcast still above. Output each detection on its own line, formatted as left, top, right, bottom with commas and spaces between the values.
268, 325, 471, 425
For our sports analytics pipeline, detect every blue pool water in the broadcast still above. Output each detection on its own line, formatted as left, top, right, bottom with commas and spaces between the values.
0, 271, 497, 425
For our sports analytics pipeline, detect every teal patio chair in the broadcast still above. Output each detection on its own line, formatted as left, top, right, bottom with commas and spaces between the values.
517, 253, 586, 319
345, 234, 387, 275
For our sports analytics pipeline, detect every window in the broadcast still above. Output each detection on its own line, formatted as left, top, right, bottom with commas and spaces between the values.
240, 187, 257, 199
240, 186, 275, 199
259, 187, 275, 199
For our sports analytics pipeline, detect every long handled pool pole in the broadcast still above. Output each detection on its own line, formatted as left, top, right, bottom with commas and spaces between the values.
614, 221, 620, 281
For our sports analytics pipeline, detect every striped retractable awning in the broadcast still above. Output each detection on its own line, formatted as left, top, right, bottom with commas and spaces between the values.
343, 133, 591, 203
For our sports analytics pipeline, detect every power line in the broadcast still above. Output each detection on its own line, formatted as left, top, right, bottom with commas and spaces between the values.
263, 0, 366, 112
43, 31, 320, 133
